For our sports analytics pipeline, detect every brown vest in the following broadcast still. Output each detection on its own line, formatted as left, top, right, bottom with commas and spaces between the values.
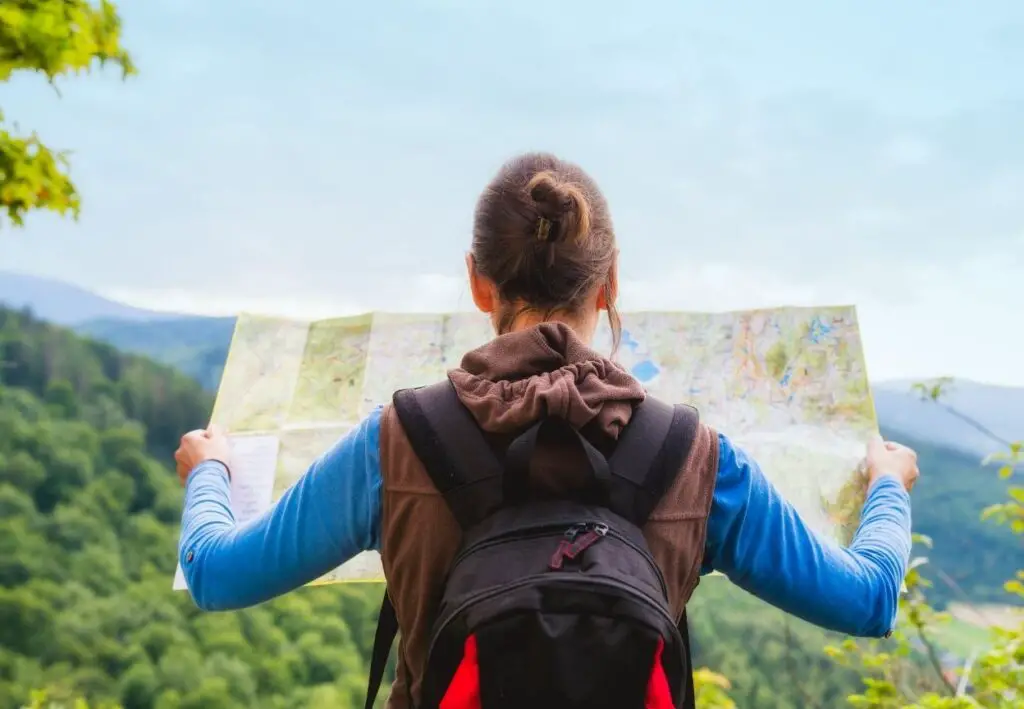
377, 323, 719, 708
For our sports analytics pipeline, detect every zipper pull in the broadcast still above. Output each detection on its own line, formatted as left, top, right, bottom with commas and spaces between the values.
549, 540, 572, 570
564, 523, 587, 541
552, 523, 609, 570
565, 529, 605, 560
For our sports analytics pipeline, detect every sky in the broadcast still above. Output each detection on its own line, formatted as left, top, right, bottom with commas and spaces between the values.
1, 0, 1022, 385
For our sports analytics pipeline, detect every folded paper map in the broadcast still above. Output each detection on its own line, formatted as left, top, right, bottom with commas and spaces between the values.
172, 306, 877, 590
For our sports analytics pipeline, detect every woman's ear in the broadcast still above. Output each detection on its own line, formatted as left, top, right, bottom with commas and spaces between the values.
466, 253, 496, 314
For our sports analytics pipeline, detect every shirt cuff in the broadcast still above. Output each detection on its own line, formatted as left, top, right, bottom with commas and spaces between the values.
866, 473, 908, 498
186, 459, 230, 486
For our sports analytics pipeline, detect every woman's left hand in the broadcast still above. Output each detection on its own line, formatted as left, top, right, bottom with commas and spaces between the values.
175, 424, 232, 485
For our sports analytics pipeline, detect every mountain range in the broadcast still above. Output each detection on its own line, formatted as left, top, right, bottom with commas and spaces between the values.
2, 270, 1020, 460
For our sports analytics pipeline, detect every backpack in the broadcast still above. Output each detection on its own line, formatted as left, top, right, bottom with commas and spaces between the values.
364, 380, 701, 709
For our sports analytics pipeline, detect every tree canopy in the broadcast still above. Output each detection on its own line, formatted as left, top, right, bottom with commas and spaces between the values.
0, 0, 134, 228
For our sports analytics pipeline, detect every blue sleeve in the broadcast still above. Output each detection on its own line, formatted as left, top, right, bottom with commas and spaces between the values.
177, 407, 384, 611
703, 433, 912, 638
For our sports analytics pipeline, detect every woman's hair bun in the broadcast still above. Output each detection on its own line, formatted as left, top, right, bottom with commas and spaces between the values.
525, 170, 592, 245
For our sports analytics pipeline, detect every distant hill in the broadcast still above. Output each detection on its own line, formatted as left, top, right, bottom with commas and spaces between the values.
874, 379, 1023, 460
0, 272, 231, 390
76, 316, 236, 391
0, 271, 186, 325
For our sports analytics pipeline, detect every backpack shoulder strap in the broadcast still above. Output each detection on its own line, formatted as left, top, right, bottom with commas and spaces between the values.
392, 379, 504, 529
364, 591, 398, 709
607, 398, 700, 526
679, 608, 696, 709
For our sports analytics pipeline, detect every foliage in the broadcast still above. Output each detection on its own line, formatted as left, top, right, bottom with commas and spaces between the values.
0, 307, 384, 708
693, 669, 736, 708
688, 577, 868, 707
20, 688, 119, 709
0, 0, 134, 228
822, 381, 1022, 708
74, 318, 237, 393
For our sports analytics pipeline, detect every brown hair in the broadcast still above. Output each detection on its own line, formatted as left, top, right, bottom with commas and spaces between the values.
471, 152, 621, 350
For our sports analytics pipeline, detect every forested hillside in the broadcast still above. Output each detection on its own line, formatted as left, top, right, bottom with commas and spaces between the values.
0, 306, 1011, 708
74, 316, 235, 392
0, 308, 383, 709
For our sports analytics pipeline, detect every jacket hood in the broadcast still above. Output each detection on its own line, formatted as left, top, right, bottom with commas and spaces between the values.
447, 322, 645, 438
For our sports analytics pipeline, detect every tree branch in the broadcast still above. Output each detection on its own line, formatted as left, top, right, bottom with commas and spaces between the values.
912, 379, 1017, 452
913, 620, 957, 695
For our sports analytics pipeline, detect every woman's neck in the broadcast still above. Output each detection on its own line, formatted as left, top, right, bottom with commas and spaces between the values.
496, 306, 597, 345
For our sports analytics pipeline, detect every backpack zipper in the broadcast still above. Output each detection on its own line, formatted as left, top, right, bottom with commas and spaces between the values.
448, 523, 578, 570
599, 526, 669, 599
553, 522, 669, 600
427, 572, 681, 662
449, 522, 670, 600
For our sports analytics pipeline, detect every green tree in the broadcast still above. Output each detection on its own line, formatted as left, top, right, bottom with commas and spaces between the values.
0, 0, 134, 228
823, 379, 1022, 708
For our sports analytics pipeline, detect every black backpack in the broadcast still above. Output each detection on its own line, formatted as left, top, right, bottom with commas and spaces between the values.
364, 380, 701, 709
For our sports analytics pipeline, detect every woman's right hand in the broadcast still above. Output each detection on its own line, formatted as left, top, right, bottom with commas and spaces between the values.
175, 425, 232, 486
865, 435, 920, 492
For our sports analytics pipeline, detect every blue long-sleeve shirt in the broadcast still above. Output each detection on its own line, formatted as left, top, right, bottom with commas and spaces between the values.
178, 406, 912, 637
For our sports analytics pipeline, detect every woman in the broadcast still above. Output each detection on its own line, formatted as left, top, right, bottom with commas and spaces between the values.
175, 153, 917, 709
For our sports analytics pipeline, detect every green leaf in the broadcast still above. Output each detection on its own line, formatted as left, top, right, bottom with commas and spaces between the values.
0, 0, 133, 229
912, 533, 934, 548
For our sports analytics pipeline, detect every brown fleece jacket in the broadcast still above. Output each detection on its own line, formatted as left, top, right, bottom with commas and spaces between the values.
378, 322, 719, 708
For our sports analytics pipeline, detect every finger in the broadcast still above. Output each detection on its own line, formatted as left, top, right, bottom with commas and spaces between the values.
867, 434, 886, 456
884, 441, 917, 459
206, 423, 224, 438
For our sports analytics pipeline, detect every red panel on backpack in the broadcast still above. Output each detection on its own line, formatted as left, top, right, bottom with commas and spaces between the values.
645, 637, 674, 709
439, 634, 675, 709
439, 635, 481, 709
